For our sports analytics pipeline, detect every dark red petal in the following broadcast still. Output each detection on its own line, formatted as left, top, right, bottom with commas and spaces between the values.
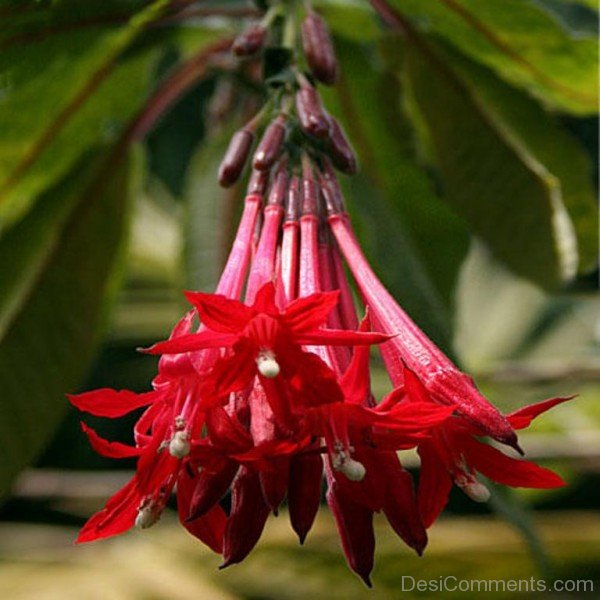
187, 461, 239, 520
81, 423, 141, 459
380, 455, 428, 555
462, 436, 566, 488
288, 452, 323, 544
67, 388, 156, 417
284, 289, 340, 332
417, 441, 453, 528
142, 331, 238, 354
252, 281, 279, 314
184, 291, 253, 333
205, 406, 252, 453
327, 482, 375, 587
221, 467, 271, 567
296, 328, 391, 347
75, 477, 140, 543
259, 456, 290, 513
177, 469, 226, 553
508, 396, 575, 430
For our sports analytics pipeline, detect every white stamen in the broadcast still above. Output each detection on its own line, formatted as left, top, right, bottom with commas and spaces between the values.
256, 351, 280, 378
169, 430, 190, 458
332, 448, 366, 482
462, 481, 491, 503
135, 503, 161, 529
340, 458, 367, 481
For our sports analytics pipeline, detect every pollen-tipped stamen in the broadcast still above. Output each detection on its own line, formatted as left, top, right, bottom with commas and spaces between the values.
256, 350, 280, 378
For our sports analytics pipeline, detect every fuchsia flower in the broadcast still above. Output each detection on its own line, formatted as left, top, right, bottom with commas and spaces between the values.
67, 7, 574, 585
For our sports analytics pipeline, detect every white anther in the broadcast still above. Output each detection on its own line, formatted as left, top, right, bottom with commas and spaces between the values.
168, 430, 190, 458
332, 449, 366, 482
340, 458, 367, 482
256, 351, 280, 378
462, 481, 491, 503
135, 504, 161, 529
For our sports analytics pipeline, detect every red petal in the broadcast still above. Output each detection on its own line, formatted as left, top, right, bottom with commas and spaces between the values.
67, 388, 156, 417
221, 467, 271, 567
201, 349, 257, 402
142, 331, 238, 354
284, 290, 340, 332
508, 396, 575, 430
252, 282, 279, 314
417, 441, 453, 528
184, 291, 253, 333
340, 316, 372, 404
187, 460, 239, 520
169, 309, 196, 338
177, 469, 226, 553
462, 436, 565, 488
327, 482, 375, 587
403, 364, 431, 404
75, 477, 140, 543
288, 452, 323, 544
296, 328, 391, 347
81, 423, 141, 458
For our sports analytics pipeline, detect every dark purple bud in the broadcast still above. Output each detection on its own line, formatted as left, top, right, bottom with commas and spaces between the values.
253, 115, 287, 171
301, 161, 319, 215
296, 86, 330, 139
285, 175, 301, 221
318, 160, 345, 214
232, 23, 267, 57
327, 117, 357, 175
301, 11, 337, 85
218, 129, 254, 187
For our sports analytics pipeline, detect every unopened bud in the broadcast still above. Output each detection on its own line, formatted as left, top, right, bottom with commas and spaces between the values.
248, 168, 270, 196
232, 23, 267, 57
257, 351, 280, 378
462, 481, 491, 503
296, 86, 329, 139
169, 430, 190, 458
327, 117, 357, 174
253, 116, 287, 171
218, 129, 254, 187
301, 11, 337, 85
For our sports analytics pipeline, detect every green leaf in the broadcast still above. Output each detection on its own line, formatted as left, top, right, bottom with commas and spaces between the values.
0, 0, 170, 228
322, 38, 469, 350
403, 35, 579, 289
445, 47, 598, 274
0, 150, 138, 497
386, 0, 598, 114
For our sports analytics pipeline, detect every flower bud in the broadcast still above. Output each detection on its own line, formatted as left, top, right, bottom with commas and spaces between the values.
218, 129, 254, 187
327, 117, 357, 175
295, 86, 329, 139
253, 116, 287, 171
301, 11, 337, 85
232, 23, 267, 57
135, 502, 161, 529
248, 168, 270, 196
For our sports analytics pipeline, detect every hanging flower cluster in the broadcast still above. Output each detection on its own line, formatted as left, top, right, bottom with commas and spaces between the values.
68, 3, 572, 585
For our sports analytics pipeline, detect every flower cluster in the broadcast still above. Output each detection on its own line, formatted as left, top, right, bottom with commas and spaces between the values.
68, 4, 571, 585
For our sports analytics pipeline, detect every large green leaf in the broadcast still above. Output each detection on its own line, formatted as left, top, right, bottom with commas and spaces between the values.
0, 150, 138, 497
387, 0, 598, 114
322, 38, 469, 350
402, 36, 579, 289
445, 47, 598, 274
0, 0, 169, 227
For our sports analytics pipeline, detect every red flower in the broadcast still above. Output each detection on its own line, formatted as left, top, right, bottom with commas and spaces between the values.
397, 365, 571, 527
145, 281, 390, 407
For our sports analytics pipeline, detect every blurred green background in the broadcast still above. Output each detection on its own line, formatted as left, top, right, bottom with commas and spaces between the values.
0, 0, 598, 597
